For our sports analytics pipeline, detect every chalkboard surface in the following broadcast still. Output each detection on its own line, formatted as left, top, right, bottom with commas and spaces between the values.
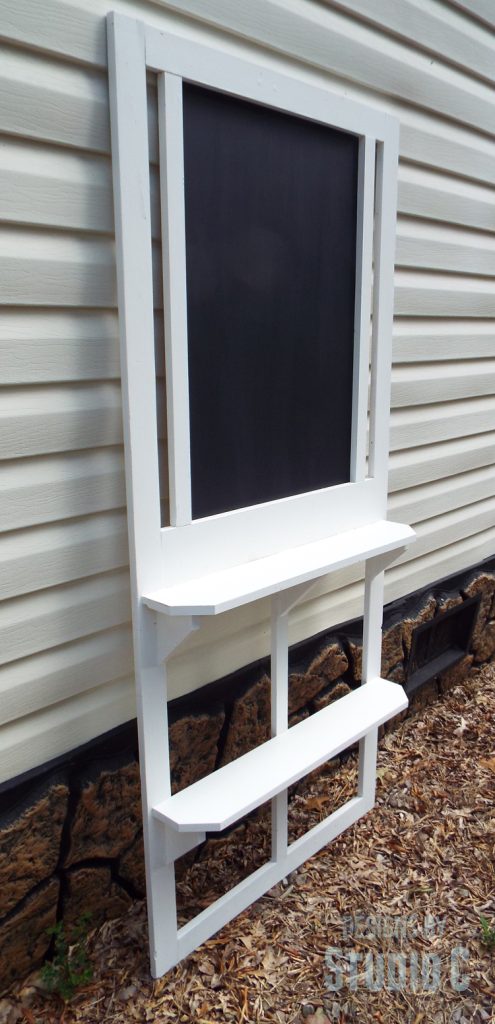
182, 83, 359, 520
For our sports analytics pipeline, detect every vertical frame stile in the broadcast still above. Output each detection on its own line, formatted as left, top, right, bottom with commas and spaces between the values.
158, 72, 192, 526
108, 14, 179, 977
367, 130, 399, 500
350, 134, 375, 483
357, 555, 384, 807
271, 595, 289, 860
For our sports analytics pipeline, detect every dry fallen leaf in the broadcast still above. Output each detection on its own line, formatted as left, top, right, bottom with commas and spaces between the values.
454, 716, 468, 736
2, 663, 495, 1024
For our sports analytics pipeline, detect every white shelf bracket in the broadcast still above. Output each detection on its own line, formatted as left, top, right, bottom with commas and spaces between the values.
155, 613, 200, 664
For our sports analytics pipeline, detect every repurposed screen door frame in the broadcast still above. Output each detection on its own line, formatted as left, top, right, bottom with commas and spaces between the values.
108, 12, 415, 977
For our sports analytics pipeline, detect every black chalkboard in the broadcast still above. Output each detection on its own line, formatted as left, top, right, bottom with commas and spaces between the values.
182, 83, 358, 520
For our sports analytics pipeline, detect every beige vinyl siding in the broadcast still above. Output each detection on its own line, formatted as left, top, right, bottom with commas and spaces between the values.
0, 0, 494, 782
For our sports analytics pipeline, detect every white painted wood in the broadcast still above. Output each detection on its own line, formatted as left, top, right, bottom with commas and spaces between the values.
368, 134, 399, 487
351, 134, 375, 482
153, 678, 407, 832
144, 521, 414, 616
145, 23, 397, 141
175, 793, 369, 967
160, 478, 384, 587
270, 594, 289, 860
108, 11, 179, 980
164, 829, 205, 864
158, 72, 192, 526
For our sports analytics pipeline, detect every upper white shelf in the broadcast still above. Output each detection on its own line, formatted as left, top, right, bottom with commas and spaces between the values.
143, 519, 415, 616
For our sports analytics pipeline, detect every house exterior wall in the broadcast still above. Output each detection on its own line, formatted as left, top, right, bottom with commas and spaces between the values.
1, 0, 494, 784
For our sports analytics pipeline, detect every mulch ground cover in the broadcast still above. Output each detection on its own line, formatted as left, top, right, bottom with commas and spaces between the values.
1, 663, 494, 1024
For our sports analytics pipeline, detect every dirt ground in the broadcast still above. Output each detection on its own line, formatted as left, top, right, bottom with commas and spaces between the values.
1, 663, 494, 1024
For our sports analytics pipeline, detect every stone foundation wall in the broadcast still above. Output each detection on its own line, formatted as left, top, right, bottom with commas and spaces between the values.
1, 562, 494, 992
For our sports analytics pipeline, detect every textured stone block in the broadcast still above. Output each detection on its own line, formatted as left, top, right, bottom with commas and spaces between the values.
381, 620, 404, 676
304, 643, 348, 688
65, 762, 141, 867
169, 708, 225, 793
221, 676, 270, 765
288, 672, 327, 715
118, 833, 146, 898
386, 662, 406, 685
346, 638, 362, 682
64, 867, 131, 935
292, 642, 348, 714
472, 620, 495, 664
436, 593, 463, 615
0, 782, 68, 916
0, 878, 59, 992
463, 572, 495, 651
312, 680, 351, 712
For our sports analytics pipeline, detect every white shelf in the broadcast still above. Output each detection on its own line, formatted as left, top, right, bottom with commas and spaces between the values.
143, 519, 415, 616
152, 677, 408, 832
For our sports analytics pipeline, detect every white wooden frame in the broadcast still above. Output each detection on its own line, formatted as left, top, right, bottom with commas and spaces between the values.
108, 12, 415, 978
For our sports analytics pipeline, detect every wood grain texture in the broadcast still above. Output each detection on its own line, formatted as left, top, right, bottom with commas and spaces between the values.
0, 310, 120, 382
389, 432, 495, 491
0, 384, 124, 458
391, 360, 495, 406
1, 449, 125, 531
390, 395, 495, 449
0, 625, 133, 726
393, 321, 495, 362
321, 0, 495, 84
0, 676, 136, 784
0, 570, 131, 667
0, 510, 129, 601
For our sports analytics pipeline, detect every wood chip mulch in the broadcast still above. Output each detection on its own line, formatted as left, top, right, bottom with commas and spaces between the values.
2, 664, 494, 1024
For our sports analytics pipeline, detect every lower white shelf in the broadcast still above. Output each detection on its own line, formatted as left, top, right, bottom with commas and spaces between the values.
153, 677, 408, 833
